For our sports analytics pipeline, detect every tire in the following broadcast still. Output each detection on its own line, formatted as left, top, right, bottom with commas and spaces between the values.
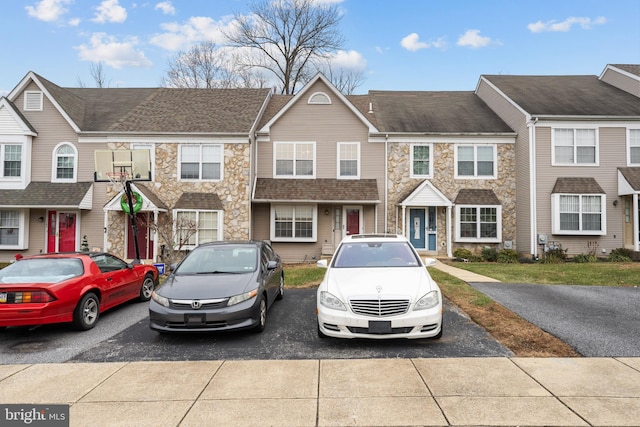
276, 274, 284, 300
253, 296, 267, 333
73, 292, 100, 331
139, 274, 155, 302
317, 321, 328, 338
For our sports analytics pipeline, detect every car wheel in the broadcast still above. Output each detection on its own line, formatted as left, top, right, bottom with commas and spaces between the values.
253, 296, 267, 333
73, 292, 100, 331
431, 322, 443, 340
317, 321, 328, 338
276, 274, 284, 300
139, 274, 155, 302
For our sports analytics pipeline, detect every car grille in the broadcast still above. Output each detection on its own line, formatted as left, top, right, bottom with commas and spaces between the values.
349, 299, 410, 317
170, 300, 227, 310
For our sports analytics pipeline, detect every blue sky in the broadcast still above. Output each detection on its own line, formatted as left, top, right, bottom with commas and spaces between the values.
1, 0, 639, 95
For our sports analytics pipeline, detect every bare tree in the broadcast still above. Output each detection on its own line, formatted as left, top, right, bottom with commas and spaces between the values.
150, 214, 198, 267
76, 62, 111, 88
226, 0, 345, 94
317, 60, 365, 95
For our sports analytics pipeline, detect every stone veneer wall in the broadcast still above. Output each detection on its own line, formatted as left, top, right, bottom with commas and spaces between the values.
105, 142, 251, 259
387, 142, 517, 256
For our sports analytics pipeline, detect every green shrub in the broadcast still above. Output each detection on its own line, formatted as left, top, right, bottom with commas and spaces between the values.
607, 248, 633, 262
453, 248, 473, 261
497, 249, 519, 263
573, 253, 598, 263
542, 248, 567, 264
481, 247, 498, 262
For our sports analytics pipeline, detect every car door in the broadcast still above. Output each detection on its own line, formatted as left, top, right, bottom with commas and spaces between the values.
261, 244, 281, 304
92, 254, 138, 308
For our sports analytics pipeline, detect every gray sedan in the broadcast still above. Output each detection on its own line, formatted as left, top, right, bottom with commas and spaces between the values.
149, 241, 284, 333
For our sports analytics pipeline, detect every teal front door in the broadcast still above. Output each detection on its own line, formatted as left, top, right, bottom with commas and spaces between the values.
409, 209, 425, 249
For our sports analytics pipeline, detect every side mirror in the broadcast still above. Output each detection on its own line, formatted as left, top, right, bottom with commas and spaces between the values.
317, 259, 328, 269
169, 263, 178, 272
267, 260, 278, 270
423, 258, 437, 267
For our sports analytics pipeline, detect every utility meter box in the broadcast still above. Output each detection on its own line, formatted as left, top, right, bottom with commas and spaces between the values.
537, 234, 548, 245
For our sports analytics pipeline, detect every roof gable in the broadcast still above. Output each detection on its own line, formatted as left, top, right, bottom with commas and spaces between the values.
0, 97, 37, 136
401, 180, 452, 207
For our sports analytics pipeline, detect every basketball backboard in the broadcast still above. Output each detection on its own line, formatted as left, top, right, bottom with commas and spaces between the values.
94, 149, 152, 182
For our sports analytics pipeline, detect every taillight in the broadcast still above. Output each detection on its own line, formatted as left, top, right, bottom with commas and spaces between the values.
3, 291, 56, 304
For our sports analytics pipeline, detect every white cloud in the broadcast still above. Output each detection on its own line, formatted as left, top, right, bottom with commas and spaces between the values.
149, 16, 233, 51
528, 16, 607, 33
155, 1, 176, 15
327, 50, 367, 71
68, 17, 81, 26
456, 29, 492, 48
75, 32, 152, 69
25, 0, 71, 22
401, 33, 429, 51
92, 0, 127, 24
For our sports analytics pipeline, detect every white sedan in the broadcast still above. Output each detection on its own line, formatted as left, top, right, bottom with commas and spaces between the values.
316, 234, 443, 340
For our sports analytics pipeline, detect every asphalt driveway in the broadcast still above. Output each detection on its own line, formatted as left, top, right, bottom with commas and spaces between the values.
469, 282, 640, 357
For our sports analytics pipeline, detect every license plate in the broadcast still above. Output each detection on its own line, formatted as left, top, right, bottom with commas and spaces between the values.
185, 314, 205, 325
368, 320, 392, 333
0, 292, 6, 303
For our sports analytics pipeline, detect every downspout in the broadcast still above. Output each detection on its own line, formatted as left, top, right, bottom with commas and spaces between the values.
385, 134, 389, 234
102, 208, 109, 252
528, 117, 539, 258
634, 194, 639, 252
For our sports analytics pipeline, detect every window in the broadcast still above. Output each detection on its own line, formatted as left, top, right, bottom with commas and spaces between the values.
175, 210, 221, 248
455, 145, 495, 178
338, 142, 359, 178
274, 142, 314, 177
629, 129, 640, 165
180, 144, 222, 180
553, 194, 605, 235
411, 144, 432, 177
24, 91, 43, 111
553, 128, 597, 165
271, 205, 316, 242
1, 144, 22, 178
0, 210, 21, 247
455, 205, 501, 242
308, 92, 331, 104
53, 143, 76, 181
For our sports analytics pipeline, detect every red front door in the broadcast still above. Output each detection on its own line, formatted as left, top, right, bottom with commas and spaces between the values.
47, 211, 77, 253
127, 213, 153, 260
346, 208, 360, 236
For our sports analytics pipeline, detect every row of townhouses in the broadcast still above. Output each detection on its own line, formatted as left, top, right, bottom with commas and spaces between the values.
1, 64, 639, 264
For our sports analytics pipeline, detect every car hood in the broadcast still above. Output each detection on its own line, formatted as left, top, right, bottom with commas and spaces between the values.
156, 272, 258, 299
323, 267, 437, 300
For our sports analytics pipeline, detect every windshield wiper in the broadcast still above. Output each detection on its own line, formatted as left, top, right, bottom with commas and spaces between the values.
194, 270, 241, 274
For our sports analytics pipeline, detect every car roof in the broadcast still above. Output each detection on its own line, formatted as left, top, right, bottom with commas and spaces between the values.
341, 234, 408, 242
192, 240, 270, 248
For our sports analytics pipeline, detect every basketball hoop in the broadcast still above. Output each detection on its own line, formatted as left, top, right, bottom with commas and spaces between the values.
105, 171, 131, 184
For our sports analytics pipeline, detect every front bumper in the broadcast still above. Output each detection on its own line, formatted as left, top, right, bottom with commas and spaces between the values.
149, 296, 261, 333
317, 305, 442, 339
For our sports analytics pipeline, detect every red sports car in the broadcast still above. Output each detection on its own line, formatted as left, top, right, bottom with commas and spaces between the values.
0, 252, 158, 330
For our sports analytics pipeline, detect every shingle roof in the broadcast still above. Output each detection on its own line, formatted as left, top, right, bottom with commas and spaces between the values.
552, 177, 604, 194
254, 178, 379, 203
135, 184, 169, 210
483, 75, 640, 117
618, 167, 640, 191
34, 72, 270, 134
174, 192, 224, 210
0, 182, 93, 207
368, 91, 514, 134
454, 189, 501, 205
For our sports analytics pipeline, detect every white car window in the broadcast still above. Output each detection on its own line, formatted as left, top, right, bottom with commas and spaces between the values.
333, 242, 419, 268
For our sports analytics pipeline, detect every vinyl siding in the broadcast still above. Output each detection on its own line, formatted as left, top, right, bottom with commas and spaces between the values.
601, 69, 640, 97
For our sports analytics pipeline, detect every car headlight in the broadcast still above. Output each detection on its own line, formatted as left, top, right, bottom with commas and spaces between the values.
227, 289, 258, 306
319, 291, 347, 311
415, 290, 440, 310
151, 290, 169, 307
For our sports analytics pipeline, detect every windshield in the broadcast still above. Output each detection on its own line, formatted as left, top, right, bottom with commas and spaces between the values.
0, 258, 84, 283
176, 246, 257, 274
332, 241, 420, 268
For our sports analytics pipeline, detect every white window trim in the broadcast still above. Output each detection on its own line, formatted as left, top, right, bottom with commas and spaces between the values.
551, 127, 600, 166
270, 204, 318, 242
454, 144, 497, 179
273, 141, 316, 179
409, 143, 433, 178
308, 92, 331, 104
24, 91, 43, 111
337, 142, 360, 179
454, 205, 502, 243
627, 128, 640, 166
131, 143, 155, 181
551, 193, 606, 235
178, 143, 224, 182
51, 142, 78, 183
172, 209, 224, 250
0, 142, 24, 182
0, 209, 29, 250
